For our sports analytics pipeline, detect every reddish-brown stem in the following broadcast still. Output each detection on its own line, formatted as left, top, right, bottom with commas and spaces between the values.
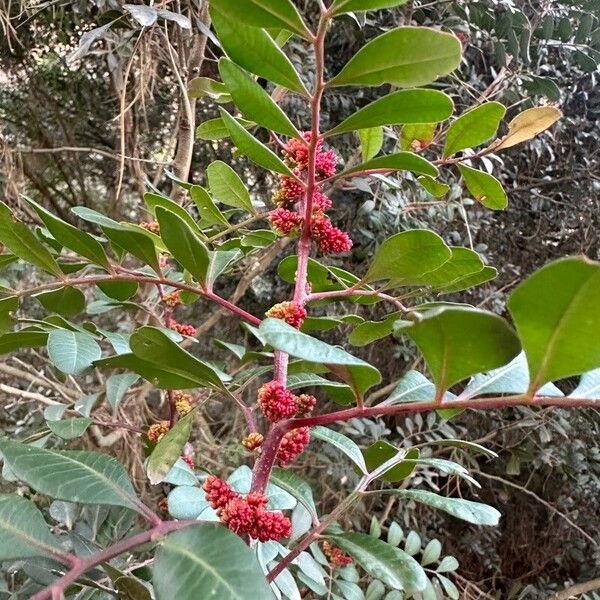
307, 288, 408, 312
251, 12, 329, 494
12, 273, 261, 327
30, 520, 202, 600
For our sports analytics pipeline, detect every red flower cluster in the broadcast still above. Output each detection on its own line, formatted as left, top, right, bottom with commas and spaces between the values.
170, 321, 197, 337
202, 477, 291, 541
257, 381, 297, 422
277, 427, 310, 466
266, 301, 307, 329
163, 290, 181, 308
268, 132, 352, 254
323, 541, 353, 567
140, 220, 160, 235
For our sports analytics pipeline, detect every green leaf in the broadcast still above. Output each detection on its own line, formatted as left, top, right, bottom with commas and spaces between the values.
0, 439, 139, 511
0, 202, 63, 277
73, 207, 160, 272
0, 330, 48, 354
188, 77, 230, 100
458, 165, 507, 210
437, 265, 497, 293
47, 329, 102, 375
211, 6, 307, 95
103, 564, 152, 600
364, 230, 452, 284
312, 426, 367, 474
332, 0, 409, 14
207, 160, 254, 213
400, 123, 437, 151
219, 108, 294, 176
325, 90, 453, 137
418, 175, 449, 197
328, 28, 461, 88
219, 59, 299, 138
154, 524, 274, 599
35, 286, 86, 317
349, 313, 401, 347
97, 280, 139, 301
0, 296, 18, 333
0, 494, 61, 560
196, 117, 254, 141
144, 192, 202, 235
399, 307, 521, 395
328, 533, 427, 594
259, 318, 381, 397
27, 198, 110, 270
155, 207, 210, 284
130, 326, 225, 389
338, 152, 438, 180
209, 0, 311, 40
0, 254, 18, 270
507, 257, 600, 393
206, 249, 242, 288
363, 441, 419, 482
147, 409, 197, 485
359, 127, 384, 161
190, 185, 230, 228
390, 490, 500, 525
47, 417, 93, 439
443, 102, 506, 157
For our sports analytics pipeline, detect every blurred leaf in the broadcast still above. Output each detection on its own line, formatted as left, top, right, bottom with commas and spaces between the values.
326, 90, 453, 136
220, 108, 295, 176
47, 329, 101, 375
219, 59, 300, 137
0, 296, 19, 333
271, 468, 317, 515
47, 417, 92, 440
417, 175, 449, 197
571, 368, 600, 399
0, 440, 139, 511
328, 28, 461, 88
154, 525, 274, 599
493, 106, 562, 150
207, 160, 254, 213
147, 409, 196, 485
443, 102, 506, 157
332, 0, 409, 14
508, 257, 600, 393
0, 202, 63, 277
399, 307, 521, 395
103, 564, 152, 600
209, 0, 310, 40
0, 495, 61, 560
328, 533, 427, 594
458, 165, 507, 210
211, 6, 307, 95
196, 117, 254, 141
106, 373, 139, 412
0, 330, 48, 354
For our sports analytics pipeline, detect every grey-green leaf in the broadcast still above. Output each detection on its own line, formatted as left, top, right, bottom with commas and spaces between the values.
154, 524, 275, 600
47, 329, 102, 375
207, 160, 254, 213
47, 417, 93, 440
312, 426, 367, 474
0, 440, 139, 511
0, 494, 61, 560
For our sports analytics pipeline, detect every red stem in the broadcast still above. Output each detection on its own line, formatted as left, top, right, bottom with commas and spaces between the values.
251, 13, 329, 494
30, 520, 202, 600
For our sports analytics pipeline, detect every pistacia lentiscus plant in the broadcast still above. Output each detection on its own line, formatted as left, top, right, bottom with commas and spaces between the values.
1, 1, 599, 599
